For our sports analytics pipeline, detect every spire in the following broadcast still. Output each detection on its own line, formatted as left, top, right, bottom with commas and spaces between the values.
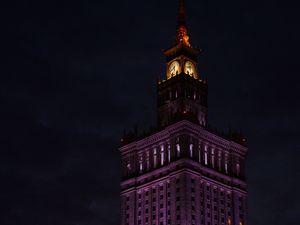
176, 0, 191, 46
177, 0, 187, 28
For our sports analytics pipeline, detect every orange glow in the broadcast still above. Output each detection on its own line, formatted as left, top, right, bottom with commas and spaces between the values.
228, 218, 231, 225
177, 26, 191, 47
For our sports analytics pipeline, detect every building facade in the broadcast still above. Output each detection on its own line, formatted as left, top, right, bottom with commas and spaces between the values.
119, 1, 248, 225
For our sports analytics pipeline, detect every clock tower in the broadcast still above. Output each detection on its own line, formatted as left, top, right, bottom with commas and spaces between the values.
157, 0, 208, 128
120, 1, 248, 225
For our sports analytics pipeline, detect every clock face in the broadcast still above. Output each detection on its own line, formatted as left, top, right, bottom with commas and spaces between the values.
169, 61, 180, 78
184, 61, 196, 76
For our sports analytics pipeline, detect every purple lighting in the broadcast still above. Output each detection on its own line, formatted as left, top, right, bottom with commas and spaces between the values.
120, 121, 247, 225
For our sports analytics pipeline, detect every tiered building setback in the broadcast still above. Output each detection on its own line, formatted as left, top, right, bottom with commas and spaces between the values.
119, 1, 248, 225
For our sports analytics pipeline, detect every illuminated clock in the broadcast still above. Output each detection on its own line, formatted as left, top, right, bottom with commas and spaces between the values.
184, 61, 196, 77
168, 61, 180, 78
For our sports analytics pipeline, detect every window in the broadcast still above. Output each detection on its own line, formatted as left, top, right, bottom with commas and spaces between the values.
236, 162, 240, 176
198, 144, 201, 163
126, 163, 131, 176
161, 145, 165, 166
204, 145, 208, 165
225, 154, 228, 174
139, 155, 143, 173
176, 144, 181, 157
189, 143, 194, 158
211, 148, 215, 168
146, 151, 150, 170
228, 218, 231, 225
218, 151, 222, 170
168, 144, 171, 163
154, 149, 157, 168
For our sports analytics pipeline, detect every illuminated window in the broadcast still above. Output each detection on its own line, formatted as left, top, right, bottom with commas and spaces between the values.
154, 149, 157, 168
225, 154, 228, 174
228, 218, 231, 225
127, 163, 131, 170
189, 144, 194, 158
161, 145, 165, 166
139, 156, 143, 173
204, 145, 208, 165
211, 148, 215, 168
176, 144, 181, 157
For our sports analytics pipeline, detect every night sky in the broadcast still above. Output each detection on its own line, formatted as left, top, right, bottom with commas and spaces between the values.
1, 0, 300, 225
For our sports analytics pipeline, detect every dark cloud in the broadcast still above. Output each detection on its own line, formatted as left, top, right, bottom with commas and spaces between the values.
1, 0, 300, 224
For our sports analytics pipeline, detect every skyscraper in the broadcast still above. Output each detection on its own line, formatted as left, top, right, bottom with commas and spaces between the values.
119, 1, 248, 225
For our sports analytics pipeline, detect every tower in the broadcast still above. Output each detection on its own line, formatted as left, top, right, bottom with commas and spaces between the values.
157, 0, 207, 128
120, 1, 248, 225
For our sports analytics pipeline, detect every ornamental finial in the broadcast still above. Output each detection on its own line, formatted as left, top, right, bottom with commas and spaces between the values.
176, 0, 191, 46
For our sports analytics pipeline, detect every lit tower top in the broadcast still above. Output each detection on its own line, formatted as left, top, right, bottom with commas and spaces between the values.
176, 0, 191, 46
163, 0, 200, 81
157, 0, 207, 128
